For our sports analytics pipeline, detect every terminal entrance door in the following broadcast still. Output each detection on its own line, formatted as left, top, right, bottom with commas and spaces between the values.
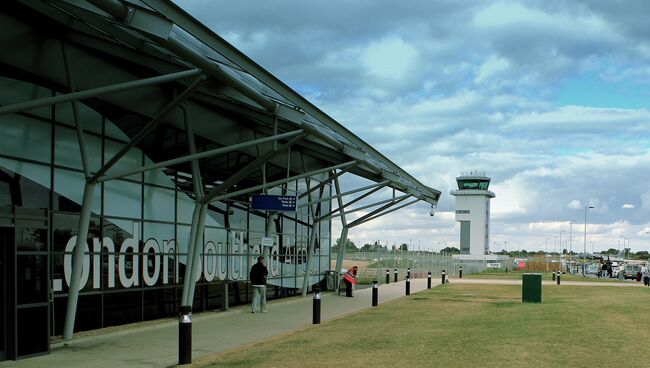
0, 207, 49, 360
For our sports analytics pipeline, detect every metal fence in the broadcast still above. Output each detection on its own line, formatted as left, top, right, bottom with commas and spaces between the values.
333, 251, 507, 284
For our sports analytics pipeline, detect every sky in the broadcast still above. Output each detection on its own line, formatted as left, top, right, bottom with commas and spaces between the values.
176, 0, 650, 253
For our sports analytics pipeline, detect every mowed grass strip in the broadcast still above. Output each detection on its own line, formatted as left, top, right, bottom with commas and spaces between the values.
193, 284, 650, 368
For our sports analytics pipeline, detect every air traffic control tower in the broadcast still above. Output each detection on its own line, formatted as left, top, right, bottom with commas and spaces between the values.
450, 172, 495, 255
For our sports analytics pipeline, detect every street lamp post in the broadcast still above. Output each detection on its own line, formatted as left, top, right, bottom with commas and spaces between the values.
583, 205, 594, 276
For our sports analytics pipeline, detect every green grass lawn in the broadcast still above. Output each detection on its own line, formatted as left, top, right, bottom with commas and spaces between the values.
466, 269, 632, 283
193, 283, 650, 367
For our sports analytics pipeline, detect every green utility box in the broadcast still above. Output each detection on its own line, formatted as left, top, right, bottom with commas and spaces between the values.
522, 273, 542, 303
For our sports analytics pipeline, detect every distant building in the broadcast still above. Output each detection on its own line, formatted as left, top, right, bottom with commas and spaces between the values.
450, 172, 495, 255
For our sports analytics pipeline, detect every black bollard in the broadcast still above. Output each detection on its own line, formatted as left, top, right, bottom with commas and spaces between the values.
178, 305, 192, 365
459, 266, 463, 279
313, 288, 321, 324
556, 271, 561, 285
427, 272, 432, 289
394, 268, 398, 283
406, 276, 411, 295
372, 281, 379, 307
552, 270, 556, 281
442, 269, 446, 285
407, 267, 411, 279
386, 269, 390, 284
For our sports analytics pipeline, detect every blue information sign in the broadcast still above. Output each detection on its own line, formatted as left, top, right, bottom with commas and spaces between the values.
250, 194, 297, 212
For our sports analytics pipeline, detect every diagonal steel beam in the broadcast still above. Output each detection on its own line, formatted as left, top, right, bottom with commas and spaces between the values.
96, 130, 303, 182
317, 193, 411, 223
298, 180, 390, 209
317, 185, 387, 221
348, 195, 411, 228
206, 161, 357, 203
297, 166, 354, 200
350, 198, 420, 227
90, 74, 206, 183
61, 41, 91, 178
200, 134, 305, 204
0, 68, 202, 116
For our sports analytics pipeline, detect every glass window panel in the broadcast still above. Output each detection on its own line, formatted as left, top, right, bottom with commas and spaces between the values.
55, 125, 102, 171
102, 218, 140, 290
103, 140, 142, 181
144, 167, 174, 188
0, 77, 52, 119
104, 179, 142, 218
17, 306, 48, 357
55, 98, 103, 135
0, 114, 51, 163
53, 168, 102, 214
176, 193, 195, 225
103, 291, 142, 327
143, 185, 174, 222
16, 227, 46, 251
143, 222, 175, 285
206, 208, 225, 228
17, 255, 48, 304
249, 212, 265, 233
229, 206, 247, 231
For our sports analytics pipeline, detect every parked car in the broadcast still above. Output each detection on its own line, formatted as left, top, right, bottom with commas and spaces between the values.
619, 264, 641, 280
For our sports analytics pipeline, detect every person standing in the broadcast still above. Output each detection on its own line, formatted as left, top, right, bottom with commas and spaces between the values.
343, 266, 358, 297
642, 264, 649, 286
250, 256, 269, 313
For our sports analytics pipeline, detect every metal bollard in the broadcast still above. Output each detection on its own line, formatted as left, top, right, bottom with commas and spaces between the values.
459, 266, 463, 279
442, 269, 446, 285
407, 267, 411, 279
406, 276, 411, 295
372, 281, 378, 306
386, 269, 390, 284
313, 288, 321, 324
556, 271, 561, 285
427, 272, 432, 289
552, 270, 556, 281
394, 268, 398, 282
178, 305, 192, 365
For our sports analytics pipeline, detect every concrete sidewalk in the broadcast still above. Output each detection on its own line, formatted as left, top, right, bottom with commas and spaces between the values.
0, 278, 436, 368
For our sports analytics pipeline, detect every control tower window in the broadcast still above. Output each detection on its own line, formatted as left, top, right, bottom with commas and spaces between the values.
457, 179, 490, 190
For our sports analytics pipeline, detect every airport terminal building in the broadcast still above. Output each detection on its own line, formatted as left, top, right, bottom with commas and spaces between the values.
0, 0, 440, 361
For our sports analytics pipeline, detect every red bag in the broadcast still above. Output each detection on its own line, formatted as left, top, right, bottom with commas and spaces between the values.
344, 273, 356, 285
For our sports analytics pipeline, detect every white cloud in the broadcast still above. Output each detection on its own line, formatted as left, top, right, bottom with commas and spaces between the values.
475, 55, 510, 84
567, 200, 582, 209
622, 203, 635, 209
362, 36, 419, 81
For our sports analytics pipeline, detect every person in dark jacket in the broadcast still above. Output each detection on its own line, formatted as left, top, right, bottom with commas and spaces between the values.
250, 256, 269, 313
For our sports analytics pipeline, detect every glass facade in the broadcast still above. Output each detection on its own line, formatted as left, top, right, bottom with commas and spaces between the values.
0, 76, 332, 357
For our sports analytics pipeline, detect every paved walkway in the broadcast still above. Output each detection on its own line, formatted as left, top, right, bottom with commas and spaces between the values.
0, 278, 436, 368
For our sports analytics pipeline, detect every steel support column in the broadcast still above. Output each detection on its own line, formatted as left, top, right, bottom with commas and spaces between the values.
333, 176, 348, 278
301, 184, 325, 297
62, 181, 96, 340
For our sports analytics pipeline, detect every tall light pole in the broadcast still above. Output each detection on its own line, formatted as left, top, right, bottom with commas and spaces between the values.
583, 205, 594, 276
569, 220, 575, 273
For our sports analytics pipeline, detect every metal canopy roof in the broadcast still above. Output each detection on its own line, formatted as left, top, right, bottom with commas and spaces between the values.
3, 0, 441, 205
